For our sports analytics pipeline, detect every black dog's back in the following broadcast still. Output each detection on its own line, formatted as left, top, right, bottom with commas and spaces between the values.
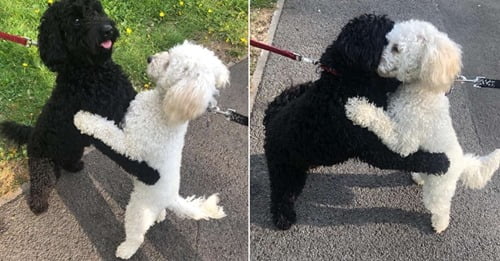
263, 82, 312, 127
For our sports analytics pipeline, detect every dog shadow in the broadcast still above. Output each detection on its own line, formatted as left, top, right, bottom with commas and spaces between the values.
250, 154, 434, 234
56, 151, 202, 261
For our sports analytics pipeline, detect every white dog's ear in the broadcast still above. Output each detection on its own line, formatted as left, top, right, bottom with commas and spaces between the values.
162, 78, 210, 124
419, 34, 462, 92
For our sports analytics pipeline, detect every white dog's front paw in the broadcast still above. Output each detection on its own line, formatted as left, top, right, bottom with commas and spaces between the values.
431, 214, 450, 234
116, 240, 142, 259
344, 97, 377, 127
73, 110, 98, 135
156, 209, 166, 223
411, 172, 425, 186
201, 194, 226, 219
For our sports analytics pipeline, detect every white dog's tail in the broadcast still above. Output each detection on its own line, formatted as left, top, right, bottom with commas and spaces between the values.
460, 149, 500, 189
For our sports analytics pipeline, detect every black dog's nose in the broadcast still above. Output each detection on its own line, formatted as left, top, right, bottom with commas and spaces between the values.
147, 56, 153, 64
102, 24, 113, 36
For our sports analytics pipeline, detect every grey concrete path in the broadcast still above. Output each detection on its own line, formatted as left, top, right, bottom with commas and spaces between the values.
250, 1, 500, 260
0, 59, 248, 261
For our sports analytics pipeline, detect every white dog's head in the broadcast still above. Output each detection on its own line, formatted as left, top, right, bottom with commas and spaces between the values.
147, 40, 229, 124
378, 20, 462, 93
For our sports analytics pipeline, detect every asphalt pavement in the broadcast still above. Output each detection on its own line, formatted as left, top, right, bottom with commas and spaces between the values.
0, 59, 248, 261
250, 1, 500, 260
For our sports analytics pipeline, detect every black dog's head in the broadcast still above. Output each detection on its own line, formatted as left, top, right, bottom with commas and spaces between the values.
38, 0, 119, 71
320, 14, 394, 76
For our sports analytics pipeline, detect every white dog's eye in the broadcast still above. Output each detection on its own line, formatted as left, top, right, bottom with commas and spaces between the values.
391, 44, 399, 53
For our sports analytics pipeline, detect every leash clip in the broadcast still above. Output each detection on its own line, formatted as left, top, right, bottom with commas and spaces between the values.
456, 75, 485, 88
207, 105, 248, 126
208, 105, 232, 118
24, 37, 37, 47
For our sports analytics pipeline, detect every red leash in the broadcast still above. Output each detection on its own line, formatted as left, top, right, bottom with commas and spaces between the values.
250, 39, 339, 76
0, 31, 37, 47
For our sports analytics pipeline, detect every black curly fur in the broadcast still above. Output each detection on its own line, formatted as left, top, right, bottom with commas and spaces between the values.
0, 0, 160, 214
263, 14, 450, 230
0, 121, 32, 145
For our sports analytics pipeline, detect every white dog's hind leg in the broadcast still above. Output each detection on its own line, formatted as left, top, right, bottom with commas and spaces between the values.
411, 172, 426, 186
422, 173, 460, 233
168, 194, 226, 220
116, 185, 162, 259
460, 149, 500, 189
156, 209, 166, 223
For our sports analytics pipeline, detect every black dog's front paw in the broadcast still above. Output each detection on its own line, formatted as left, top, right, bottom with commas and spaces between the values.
272, 204, 297, 230
426, 152, 450, 175
408, 151, 450, 175
135, 163, 160, 185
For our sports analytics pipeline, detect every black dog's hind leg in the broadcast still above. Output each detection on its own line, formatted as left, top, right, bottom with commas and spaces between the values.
268, 161, 308, 230
359, 142, 450, 174
27, 157, 60, 214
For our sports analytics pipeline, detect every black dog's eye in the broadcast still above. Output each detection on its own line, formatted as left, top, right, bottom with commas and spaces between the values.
391, 44, 399, 53
74, 18, 81, 26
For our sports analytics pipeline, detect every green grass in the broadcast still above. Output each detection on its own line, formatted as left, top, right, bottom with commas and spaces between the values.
0, 0, 247, 193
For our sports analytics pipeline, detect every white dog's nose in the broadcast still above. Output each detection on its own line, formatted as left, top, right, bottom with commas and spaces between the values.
147, 56, 153, 64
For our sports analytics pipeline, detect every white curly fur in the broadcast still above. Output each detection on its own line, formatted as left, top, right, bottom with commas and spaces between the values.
345, 20, 500, 233
74, 40, 228, 259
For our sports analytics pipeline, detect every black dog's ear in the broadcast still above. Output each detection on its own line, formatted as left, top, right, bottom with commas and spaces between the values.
320, 14, 394, 75
38, 2, 67, 72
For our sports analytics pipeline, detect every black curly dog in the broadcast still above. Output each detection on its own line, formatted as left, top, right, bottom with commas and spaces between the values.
263, 14, 450, 230
0, 0, 160, 214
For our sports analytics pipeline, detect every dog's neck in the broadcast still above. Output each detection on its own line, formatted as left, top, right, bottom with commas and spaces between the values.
397, 82, 447, 98
57, 59, 115, 72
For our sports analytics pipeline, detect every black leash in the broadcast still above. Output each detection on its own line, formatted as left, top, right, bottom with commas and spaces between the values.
455, 75, 500, 89
208, 106, 248, 126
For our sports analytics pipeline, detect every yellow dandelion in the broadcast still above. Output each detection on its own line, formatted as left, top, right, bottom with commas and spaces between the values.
159, 11, 165, 17
22, 63, 29, 67
126, 28, 132, 35
47, 0, 54, 4
208, 9, 213, 13
143, 83, 150, 89
240, 37, 247, 44
179, 1, 184, 6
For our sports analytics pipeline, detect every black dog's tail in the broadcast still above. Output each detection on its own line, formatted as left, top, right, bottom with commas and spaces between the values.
0, 121, 33, 145
263, 82, 312, 127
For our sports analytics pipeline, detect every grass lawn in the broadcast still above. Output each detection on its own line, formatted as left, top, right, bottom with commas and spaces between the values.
0, 0, 248, 196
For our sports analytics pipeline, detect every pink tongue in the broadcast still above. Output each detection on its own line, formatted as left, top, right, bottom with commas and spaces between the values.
101, 40, 113, 49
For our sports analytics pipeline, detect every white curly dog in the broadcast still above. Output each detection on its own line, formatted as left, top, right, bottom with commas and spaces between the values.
74, 41, 228, 259
345, 20, 500, 233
